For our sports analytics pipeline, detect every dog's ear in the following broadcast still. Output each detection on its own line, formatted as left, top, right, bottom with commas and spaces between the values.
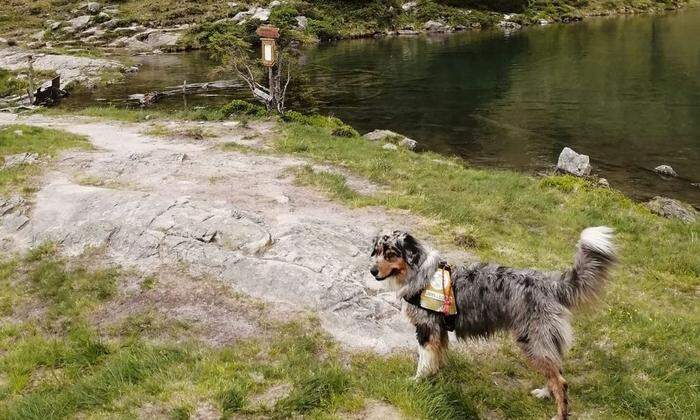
370, 235, 379, 256
399, 232, 423, 267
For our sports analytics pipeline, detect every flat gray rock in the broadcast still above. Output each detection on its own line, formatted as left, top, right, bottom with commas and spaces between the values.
0, 47, 123, 87
0, 116, 472, 353
69, 15, 92, 30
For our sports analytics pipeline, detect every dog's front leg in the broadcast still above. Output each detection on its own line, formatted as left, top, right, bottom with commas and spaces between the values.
413, 324, 448, 380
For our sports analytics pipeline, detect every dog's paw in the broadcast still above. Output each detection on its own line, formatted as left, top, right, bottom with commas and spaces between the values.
531, 387, 551, 399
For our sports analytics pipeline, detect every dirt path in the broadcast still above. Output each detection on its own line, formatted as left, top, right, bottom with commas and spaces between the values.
0, 113, 473, 353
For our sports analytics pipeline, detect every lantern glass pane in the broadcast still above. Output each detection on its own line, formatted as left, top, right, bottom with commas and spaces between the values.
264, 44, 273, 62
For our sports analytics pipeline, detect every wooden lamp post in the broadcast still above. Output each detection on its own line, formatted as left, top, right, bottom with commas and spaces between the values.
255, 25, 280, 103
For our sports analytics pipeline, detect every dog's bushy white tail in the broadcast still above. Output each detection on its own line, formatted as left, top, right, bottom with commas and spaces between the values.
559, 227, 617, 308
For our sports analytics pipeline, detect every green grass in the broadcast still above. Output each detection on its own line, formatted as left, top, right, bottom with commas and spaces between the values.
0, 245, 510, 419
0, 114, 697, 417
39, 100, 271, 124
0, 70, 28, 99
274, 122, 699, 418
0, 124, 91, 196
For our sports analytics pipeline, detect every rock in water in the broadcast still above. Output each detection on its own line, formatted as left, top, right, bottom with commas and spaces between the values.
557, 147, 591, 177
645, 196, 697, 223
654, 164, 678, 177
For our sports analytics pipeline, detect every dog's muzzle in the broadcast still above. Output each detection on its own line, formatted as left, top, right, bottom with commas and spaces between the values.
371, 267, 399, 281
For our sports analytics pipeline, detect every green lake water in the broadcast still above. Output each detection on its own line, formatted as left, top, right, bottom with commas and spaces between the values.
71, 7, 700, 206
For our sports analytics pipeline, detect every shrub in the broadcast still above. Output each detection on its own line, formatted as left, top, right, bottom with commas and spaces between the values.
331, 125, 359, 138
271, 5, 301, 28
307, 18, 341, 40
220, 100, 269, 118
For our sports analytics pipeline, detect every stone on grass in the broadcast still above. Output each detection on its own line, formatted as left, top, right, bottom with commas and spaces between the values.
70, 15, 92, 30
654, 164, 678, 177
645, 196, 696, 223
382, 143, 398, 151
295, 16, 308, 30
87, 2, 102, 14
364, 129, 418, 150
557, 147, 591, 177
251, 7, 271, 22
269, 0, 281, 7
598, 178, 609, 188
402, 1, 418, 11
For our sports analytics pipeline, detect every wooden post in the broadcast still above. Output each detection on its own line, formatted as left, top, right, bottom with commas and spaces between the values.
26, 55, 35, 105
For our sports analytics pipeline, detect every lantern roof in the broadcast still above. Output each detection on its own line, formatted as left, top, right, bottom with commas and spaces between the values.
256, 25, 280, 39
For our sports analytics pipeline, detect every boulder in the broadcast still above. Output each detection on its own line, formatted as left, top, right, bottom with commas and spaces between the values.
233, 10, 253, 22
424, 20, 448, 33
364, 129, 418, 150
557, 147, 591, 177
269, 0, 281, 7
295, 16, 308, 30
251, 7, 271, 22
402, 1, 418, 11
101, 18, 122, 29
654, 164, 678, 177
645, 196, 697, 223
598, 178, 610, 188
69, 15, 92, 30
87, 2, 102, 14
382, 143, 398, 151
2, 153, 39, 169
144, 31, 181, 49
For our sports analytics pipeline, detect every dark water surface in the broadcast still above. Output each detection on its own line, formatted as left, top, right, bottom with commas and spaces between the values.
71, 7, 700, 205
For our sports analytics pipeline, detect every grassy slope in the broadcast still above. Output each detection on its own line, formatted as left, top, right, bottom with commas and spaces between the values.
0, 0, 691, 42
277, 123, 700, 418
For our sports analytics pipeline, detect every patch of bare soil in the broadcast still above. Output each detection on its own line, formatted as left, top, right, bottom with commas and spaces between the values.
93, 269, 300, 346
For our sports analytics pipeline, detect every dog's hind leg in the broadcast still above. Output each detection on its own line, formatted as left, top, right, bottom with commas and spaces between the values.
413, 324, 448, 380
529, 357, 569, 420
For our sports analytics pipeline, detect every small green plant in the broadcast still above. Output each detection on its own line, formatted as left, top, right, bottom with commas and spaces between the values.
331, 124, 359, 138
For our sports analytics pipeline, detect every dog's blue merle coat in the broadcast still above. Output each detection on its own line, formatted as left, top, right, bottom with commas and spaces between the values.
370, 227, 616, 420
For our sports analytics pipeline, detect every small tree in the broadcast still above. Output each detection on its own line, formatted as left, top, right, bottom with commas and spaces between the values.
210, 24, 293, 116
232, 48, 291, 115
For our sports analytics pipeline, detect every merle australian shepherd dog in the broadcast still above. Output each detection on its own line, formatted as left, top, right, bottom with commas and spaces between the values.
369, 227, 616, 419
